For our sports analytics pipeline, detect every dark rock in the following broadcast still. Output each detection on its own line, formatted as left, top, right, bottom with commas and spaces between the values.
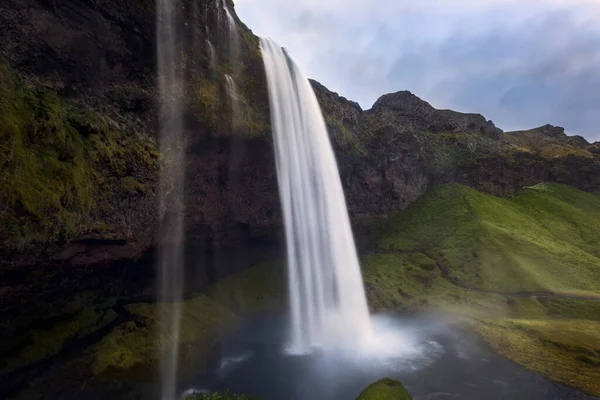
531, 124, 566, 138
588, 143, 600, 155
368, 90, 503, 139
566, 135, 590, 148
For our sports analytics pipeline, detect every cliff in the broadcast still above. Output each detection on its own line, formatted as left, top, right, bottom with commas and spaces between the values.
2, 1, 600, 398
2, 0, 599, 269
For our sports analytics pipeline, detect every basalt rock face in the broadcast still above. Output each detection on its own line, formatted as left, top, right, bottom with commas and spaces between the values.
0, 0, 276, 269
3, 0, 598, 271
369, 91, 503, 139
311, 84, 600, 224
0, 0, 157, 135
0, 0, 278, 378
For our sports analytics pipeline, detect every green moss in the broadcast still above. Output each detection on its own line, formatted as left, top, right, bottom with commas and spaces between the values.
91, 296, 236, 381
190, 75, 222, 127
208, 262, 285, 313
475, 319, 600, 396
1, 307, 118, 373
88, 262, 283, 382
323, 113, 366, 155
120, 176, 148, 194
365, 182, 600, 396
356, 378, 413, 400
0, 63, 158, 250
361, 252, 509, 318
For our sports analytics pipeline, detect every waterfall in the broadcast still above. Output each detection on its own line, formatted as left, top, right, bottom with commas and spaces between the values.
260, 38, 372, 354
222, 0, 239, 67
206, 39, 217, 75
225, 74, 240, 129
157, 0, 185, 399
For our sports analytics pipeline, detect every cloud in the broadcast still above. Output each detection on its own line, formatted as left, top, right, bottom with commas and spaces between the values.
234, 0, 600, 141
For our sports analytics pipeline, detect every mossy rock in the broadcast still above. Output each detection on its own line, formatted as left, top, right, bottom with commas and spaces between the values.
356, 378, 413, 400
0, 62, 158, 252
1, 307, 118, 374
86, 261, 284, 382
90, 296, 237, 382
208, 261, 285, 313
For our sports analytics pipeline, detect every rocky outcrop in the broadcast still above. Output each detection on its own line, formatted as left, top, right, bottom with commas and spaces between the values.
311, 83, 600, 224
368, 91, 503, 139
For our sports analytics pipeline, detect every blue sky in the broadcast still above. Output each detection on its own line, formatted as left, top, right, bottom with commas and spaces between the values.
234, 0, 600, 141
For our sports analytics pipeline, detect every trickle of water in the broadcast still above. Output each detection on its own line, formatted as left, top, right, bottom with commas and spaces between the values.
206, 39, 217, 75
156, 0, 185, 399
260, 38, 372, 354
225, 74, 240, 129
222, 0, 239, 67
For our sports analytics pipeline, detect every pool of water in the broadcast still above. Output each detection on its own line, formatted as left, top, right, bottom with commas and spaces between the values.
182, 313, 596, 400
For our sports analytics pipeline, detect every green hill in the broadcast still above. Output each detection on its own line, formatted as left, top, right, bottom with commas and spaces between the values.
370, 183, 600, 296
362, 183, 600, 396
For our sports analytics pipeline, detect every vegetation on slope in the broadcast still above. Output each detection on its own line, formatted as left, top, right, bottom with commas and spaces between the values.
505, 127, 594, 159
475, 319, 600, 395
6, 261, 286, 399
355, 378, 413, 400
364, 182, 600, 395
0, 63, 158, 252
371, 183, 600, 295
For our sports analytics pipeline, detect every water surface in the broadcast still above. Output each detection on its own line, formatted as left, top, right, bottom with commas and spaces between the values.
184, 313, 597, 400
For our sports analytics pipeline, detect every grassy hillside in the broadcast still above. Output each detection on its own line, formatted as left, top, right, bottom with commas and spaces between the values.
364, 182, 600, 395
355, 378, 413, 400
371, 182, 600, 296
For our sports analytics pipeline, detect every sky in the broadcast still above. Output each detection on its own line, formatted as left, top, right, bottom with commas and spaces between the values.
233, 0, 600, 141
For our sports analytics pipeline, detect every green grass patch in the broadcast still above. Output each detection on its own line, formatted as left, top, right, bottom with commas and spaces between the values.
1, 307, 118, 373
91, 296, 236, 381
374, 183, 600, 294
475, 319, 600, 396
355, 378, 413, 400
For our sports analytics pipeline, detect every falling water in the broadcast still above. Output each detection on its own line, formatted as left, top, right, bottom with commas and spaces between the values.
157, 0, 185, 399
260, 38, 372, 354
222, 0, 239, 67
206, 39, 217, 75
224, 74, 240, 129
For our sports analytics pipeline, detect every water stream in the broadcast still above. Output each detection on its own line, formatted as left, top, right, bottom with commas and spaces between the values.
156, 0, 185, 399
225, 73, 240, 129
223, 0, 239, 67
260, 38, 372, 354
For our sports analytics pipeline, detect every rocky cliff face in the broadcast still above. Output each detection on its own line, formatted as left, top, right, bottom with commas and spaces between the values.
0, 0, 278, 269
312, 83, 600, 221
3, 0, 599, 269
1, 0, 600, 307
2, 1, 600, 398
